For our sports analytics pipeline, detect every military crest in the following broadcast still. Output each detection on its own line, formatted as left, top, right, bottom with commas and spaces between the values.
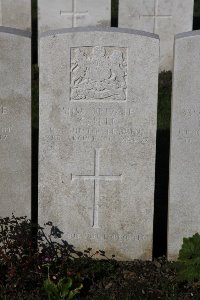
71, 46, 127, 101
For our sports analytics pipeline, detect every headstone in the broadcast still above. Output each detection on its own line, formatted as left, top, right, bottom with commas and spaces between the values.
118, 0, 194, 71
39, 27, 159, 260
0, 27, 31, 217
38, 0, 111, 35
0, 0, 31, 31
168, 31, 200, 260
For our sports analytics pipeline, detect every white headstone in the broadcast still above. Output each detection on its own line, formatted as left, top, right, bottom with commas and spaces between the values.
0, 0, 31, 31
119, 0, 194, 71
0, 27, 31, 217
39, 28, 159, 260
38, 0, 111, 35
168, 31, 200, 260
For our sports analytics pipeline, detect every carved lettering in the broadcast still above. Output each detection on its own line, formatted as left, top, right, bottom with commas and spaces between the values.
0, 134, 8, 141
181, 107, 200, 118
1, 127, 11, 133
176, 106, 200, 142
69, 107, 134, 117
65, 232, 149, 241
0, 127, 12, 141
178, 128, 200, 141
70, 127, 150, 143
0, 106, 8, 115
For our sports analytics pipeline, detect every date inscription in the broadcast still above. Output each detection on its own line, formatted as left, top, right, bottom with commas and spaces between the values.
65, 232, 149, 241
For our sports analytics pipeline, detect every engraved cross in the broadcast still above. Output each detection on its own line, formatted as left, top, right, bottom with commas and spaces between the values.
139, 0, 172, 33
60, 0, 88, 27
71, 148, 122, 228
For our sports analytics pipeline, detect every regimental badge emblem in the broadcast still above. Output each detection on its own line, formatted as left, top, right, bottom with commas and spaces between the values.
71, 46, 127, 101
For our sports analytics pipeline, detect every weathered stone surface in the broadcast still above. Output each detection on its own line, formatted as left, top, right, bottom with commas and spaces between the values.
168, 31, 200, 260
39, 28, 159, 260
119, 0, 194, 71
0, 0, 31, 31
0, 27, 31, 217
38, 0, 111, 35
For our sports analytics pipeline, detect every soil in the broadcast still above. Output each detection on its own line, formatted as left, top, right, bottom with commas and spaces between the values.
78, 257, 200, 300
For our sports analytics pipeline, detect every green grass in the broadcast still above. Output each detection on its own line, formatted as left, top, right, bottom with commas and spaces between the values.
111, 0, 118, 20
194, 0, 200, 17
32, 0, 37, 19
32, 65, 39, 129
157, 72, 172, 130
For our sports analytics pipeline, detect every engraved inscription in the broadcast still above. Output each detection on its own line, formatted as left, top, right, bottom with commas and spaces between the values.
0, 106, 11, 141
71, 47, 127, 102
71, 148, 122, 228
181, 107, 200, 119
70, 127, 150, 143
178, 129, 200, 143
65, 232, 149, 241
49, 106, 151, 144
177, 106, 200, 143
69, 107, 134, 117
0, 106, 8, 115
0, 128, 11, 141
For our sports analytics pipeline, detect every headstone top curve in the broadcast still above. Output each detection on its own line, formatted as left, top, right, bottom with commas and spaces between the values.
0, 26, 31, 38
176, 30, 200, 40
39, 26, 159, 40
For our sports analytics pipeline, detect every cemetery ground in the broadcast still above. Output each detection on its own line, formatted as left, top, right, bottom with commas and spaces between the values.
1, 215, 200, 300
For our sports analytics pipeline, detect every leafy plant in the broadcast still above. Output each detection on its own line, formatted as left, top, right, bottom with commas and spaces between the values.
0, 215, 119, 298
177, 233, 200, 282
44, 276, 82, 300
0, 215, 84, 298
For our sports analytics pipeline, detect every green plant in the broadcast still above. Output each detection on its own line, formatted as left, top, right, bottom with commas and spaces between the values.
177, 233, 200, 282
0, 215, 119, 298
44, 276, 82, 300
0, 215, 84, 298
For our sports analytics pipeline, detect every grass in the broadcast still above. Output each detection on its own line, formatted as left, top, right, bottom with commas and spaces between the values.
194, 0, 200, 17
157, 72, 172, 130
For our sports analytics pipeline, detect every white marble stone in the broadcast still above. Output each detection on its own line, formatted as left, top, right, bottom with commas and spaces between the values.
0, 0, 31, 31
0, 27, 31, 218
119, 0, 194, 71
38, 0, 111, 35
39, 28, 159, 260
168, 31, 200, 260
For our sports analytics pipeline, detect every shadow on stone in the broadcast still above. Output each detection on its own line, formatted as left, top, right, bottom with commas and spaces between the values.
153, 129, 170, 258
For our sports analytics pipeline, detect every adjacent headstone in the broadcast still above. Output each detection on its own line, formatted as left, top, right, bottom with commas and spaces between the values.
0, 0, 31, 31
0, 27, 31, 217
168, 31, 200, 260
119, 0, 194, 71
38, 0, 111, 35
39, 28, 159, 260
